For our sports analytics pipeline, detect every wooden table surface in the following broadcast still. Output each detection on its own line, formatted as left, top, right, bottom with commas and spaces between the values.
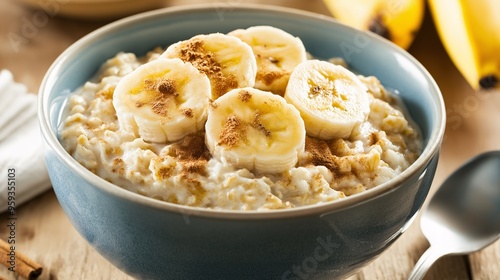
1, 0, 499, 279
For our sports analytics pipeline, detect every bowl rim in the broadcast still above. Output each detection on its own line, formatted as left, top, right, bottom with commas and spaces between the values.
39, 3, 446, 220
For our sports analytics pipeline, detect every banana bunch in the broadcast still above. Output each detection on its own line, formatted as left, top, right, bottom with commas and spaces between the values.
113, 27, 371, 174
428, 0, 500, 90
322, 0, 425, 50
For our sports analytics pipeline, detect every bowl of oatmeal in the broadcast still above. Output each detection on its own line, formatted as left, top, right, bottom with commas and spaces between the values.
39, 4, 445, 280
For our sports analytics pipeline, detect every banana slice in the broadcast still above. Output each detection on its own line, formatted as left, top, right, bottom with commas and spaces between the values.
205, 87, 306, 174
284, 60, 370, 140
160, 33, 257, 100
228, 26, 307, 96
113, 58, 211, 143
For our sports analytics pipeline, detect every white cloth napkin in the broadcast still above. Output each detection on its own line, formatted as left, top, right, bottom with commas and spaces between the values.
0, 69, 52, 212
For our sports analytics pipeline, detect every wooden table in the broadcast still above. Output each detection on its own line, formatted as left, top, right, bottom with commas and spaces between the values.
1, 0, 499, 279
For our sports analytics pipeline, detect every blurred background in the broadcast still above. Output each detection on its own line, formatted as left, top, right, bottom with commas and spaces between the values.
0, 0, 498, 279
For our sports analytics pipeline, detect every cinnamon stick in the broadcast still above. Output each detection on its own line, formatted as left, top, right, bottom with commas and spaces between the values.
0, 239, 42, 279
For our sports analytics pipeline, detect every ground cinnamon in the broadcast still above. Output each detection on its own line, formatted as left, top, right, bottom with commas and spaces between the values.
218, 115, 245, 147
178, 39, 237, 98
168, 133, 210, 177
0, 239, 42, 279
167, 133, 210, 202
305, 137, 338, 171
147, 78, 178, 116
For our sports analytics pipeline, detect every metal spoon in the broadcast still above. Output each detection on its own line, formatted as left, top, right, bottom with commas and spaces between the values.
408, 151, 500, 280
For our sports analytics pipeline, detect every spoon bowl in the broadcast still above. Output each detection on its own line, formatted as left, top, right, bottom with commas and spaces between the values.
409, 151, 500, 280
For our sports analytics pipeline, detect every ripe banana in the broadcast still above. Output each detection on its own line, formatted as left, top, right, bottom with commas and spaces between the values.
228, 25, 307, 96
322, 0, 425, 50
429, 0, 500, 90
284, 60, 370, 140
205, 87, 306, 174
113, 58, 211, 143
161, 33, 257, 99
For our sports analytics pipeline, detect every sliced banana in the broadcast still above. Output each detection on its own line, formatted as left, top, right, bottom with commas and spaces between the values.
160, 33, 257, 100
284, 60, 370, 140
205, 87, 306, 174
228, 26, 307, 96
113, 58, 211, 143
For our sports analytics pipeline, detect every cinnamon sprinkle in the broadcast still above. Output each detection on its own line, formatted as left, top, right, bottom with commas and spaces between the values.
218, 115, 245, 147
178, 39, 237, 98
168, 133, 211, 176
238, 90, 252, 102
147, 78, 178, 116
257, 70, 285, 86
165, 133, 211, 201
329, 138, 350, 156
157, 166, 173, 179
305, 137, 338, 172
305, 137, 354, 179
151, 98, 168, 116
181, 108, 194, 118
305, 136, 370, 181
157, 80, 176, 95
254, 53, 286, 89
183, 161, 206, 175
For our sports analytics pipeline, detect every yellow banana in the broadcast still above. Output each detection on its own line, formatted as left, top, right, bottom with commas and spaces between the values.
322, 0, 425, 50
429, 0, 500, 90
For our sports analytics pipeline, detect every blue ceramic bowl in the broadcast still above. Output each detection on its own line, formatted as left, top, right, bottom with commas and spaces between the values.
39, 4, 445, 280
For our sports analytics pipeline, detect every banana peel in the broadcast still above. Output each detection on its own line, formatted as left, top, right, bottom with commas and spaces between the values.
428, 0, 500, 90
322, 0, 425, 50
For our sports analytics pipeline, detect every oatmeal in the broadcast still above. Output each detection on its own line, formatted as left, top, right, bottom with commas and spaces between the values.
59, 27, 421, 210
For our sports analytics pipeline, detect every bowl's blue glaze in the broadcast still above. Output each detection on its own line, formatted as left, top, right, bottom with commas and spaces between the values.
39, 4, 445, 280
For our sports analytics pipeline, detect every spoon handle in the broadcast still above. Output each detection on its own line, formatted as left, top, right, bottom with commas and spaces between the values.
407, 246, 445, 280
